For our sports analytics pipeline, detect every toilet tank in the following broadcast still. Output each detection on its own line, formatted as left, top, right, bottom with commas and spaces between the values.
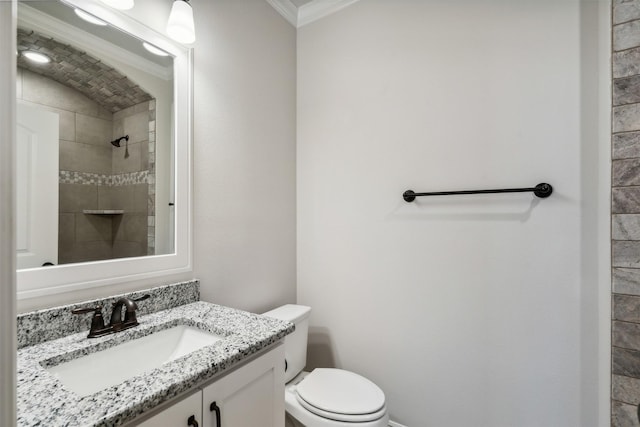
263, 304, 311, 383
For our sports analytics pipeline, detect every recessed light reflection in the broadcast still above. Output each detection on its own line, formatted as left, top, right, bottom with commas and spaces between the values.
22, 51, 51, 64
74, 9, 108, 26
142, 42, 169, 57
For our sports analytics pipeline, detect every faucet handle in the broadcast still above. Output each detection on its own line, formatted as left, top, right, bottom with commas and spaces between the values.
124, 294, 150, 324
72, 305, 111, 338
133, 294, 150, 303
110, 294, 150, 308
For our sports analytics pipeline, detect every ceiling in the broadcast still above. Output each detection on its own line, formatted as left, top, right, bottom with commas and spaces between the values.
266, 0, 361, 28
289, 0, 315, 7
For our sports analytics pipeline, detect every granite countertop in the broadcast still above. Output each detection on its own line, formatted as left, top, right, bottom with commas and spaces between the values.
17, 301, 294, 427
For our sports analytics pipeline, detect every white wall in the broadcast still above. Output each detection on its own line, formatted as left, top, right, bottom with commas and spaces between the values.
126, 0, 297, 313
189, 0, 297, 312
297, 1, 609, 426
17, 0, 297, 313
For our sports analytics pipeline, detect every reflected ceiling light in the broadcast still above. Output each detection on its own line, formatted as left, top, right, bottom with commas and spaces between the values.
166, 0, 196, 44
143, 42, 170, 57
74, 9, 108, 26
99, 0, 135, 10
22, 51, 51, 64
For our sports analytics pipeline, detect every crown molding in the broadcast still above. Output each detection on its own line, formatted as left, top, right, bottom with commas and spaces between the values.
265, 0, 298, 27
297, 0, 360, 27
266, 0, 360, 28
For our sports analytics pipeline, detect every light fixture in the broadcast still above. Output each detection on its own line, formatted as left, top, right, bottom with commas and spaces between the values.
22, 51, 51, 64
74, 8, 108, 26
143, 42, 170, 57
99, 0, 134, 10
166, 0, 196, 44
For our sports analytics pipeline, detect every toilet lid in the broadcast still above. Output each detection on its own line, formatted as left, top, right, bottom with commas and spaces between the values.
296, 369, 386, 418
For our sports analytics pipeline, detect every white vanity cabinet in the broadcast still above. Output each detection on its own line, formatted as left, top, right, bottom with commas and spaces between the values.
134, 343, 285, 427
202, 342, 285, 427
137, 391, 202, 427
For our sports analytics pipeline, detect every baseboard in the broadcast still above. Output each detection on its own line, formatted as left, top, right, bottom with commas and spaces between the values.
389, 421, 408, 427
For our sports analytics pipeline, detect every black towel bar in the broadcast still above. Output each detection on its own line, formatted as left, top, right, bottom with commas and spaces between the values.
403, 183, 553, 202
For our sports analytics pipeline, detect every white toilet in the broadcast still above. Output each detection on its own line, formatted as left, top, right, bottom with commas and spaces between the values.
263, 305, 389, 427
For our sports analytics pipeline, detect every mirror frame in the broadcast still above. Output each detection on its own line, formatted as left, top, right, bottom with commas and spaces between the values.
17, 0, 193, 300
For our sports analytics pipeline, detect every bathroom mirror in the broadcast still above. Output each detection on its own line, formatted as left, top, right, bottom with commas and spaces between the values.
16, 0, 192, 299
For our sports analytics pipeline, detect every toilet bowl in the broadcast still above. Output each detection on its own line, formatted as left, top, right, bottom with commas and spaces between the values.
263, 305, 389, 427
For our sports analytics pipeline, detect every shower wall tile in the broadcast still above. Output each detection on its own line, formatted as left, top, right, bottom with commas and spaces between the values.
58, 240, 74, 265
614, 103, 640, 133
113, 117, 124, 142
58, 109, 75, 141
615, 48, 640, 79
615, 295, 640, 323
615, 0, 640, 24
615, 20, 640, 51
613, 401, 639, 427
98, 186, 117, 210
614, 347, 640, 378
21, 69, 109, 119
112, 241, 146, 259
614, 159, 640, 186
615, 75, 640, 106
59, 183, 97, 213
59, 213, 75, 246
59, 240, 112, 264
74, 213, 112, 242
133, 184, 149, 213
59, 140, 112, 175
22, 69, 98, 116
76, 113, 113, 146
112, 141, 145, 174
614, 241, 640, 267
113, 101, 149, 121
614, 187, 640, 213
99, 185, 147, 213
614, 375, 640, 405
124, 111, 150, 143
141, 141, 149, 170
612, 6, 640, 424
614, 268, 640, 295
615, 215, 640, 240
614, 132, 640, 159
615, 321, 640, 351
113, 213, 147, 243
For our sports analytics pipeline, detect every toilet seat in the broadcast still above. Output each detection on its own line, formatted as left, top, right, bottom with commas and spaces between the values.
295, 369, 386, 423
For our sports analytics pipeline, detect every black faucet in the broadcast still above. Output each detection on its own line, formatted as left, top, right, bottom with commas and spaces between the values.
72, 294, 150, 338
110, 295, 150, 331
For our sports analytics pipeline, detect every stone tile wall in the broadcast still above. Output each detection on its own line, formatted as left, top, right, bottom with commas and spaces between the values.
111, 101, 154, 258
613, 1, 640, 426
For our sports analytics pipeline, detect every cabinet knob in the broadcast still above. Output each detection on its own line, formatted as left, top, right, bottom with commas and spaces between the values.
187, 415, 199, 427
210, 401, 221, 427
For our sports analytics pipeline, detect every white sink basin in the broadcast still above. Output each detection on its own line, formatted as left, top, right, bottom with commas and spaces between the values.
46, 325, 224, 397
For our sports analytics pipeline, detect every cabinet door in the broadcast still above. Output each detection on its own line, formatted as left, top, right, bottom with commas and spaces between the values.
137, 390, 202, 427
202, 344, 285, 427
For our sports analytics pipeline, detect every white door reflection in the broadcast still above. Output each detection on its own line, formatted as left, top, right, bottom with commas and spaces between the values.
17, 102, 59, 269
